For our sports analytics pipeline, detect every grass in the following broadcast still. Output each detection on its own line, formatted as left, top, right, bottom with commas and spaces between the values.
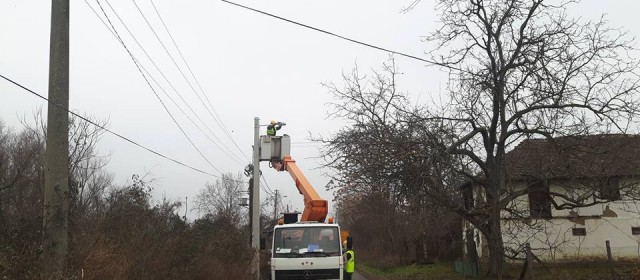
516, 260, 640, 280
358, 261, 465, 280
357, 260, 640, 280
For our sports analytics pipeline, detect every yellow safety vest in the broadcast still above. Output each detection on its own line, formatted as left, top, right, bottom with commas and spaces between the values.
345, 250, 355, 273
267, 126, 276, 136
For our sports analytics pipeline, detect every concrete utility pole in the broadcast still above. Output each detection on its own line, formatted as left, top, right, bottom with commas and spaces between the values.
43, 0, 70, 277
184, 196, 188, 220
251, 117, 261, 279
248, 177, 253, 246
283, 195, 289, 213
273, 189, 279, 220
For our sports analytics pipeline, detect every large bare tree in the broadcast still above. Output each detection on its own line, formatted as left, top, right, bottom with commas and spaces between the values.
324, 1, 640, 277
423, 0, 640, 277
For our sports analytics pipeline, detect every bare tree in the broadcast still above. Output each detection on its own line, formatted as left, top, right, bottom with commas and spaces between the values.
20, 110, 112, 215
195, 172, 246, 226
325, 1, 640, 272
0, 121, 46, 278
66, 115, 111, 216
322, 59, 464, 263
422, 0, 640, 277
0, 112, 113, 277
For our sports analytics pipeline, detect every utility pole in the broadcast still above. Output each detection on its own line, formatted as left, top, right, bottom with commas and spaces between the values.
251, 117, 261, 279
273, 189, 279, 220
247, 177, 253, 246
283, 195, 289, 213
184, 196, 188, 221
43, 0, 70, 277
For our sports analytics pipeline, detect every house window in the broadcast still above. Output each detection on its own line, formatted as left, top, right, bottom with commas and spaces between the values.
632, 227, 640, 235
529, 181, 551, 218
599, 177, 621, 200
572, 228, 586, 236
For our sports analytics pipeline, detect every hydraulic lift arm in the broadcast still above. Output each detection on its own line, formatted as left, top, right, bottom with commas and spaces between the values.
276, 155, 328, 222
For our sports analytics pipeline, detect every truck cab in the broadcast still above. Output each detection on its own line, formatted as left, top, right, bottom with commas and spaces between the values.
271, 222, 343, 280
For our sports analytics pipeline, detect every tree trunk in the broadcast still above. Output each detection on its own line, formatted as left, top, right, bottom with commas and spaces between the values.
486, 204, 506, 279
421, 233, 429, 263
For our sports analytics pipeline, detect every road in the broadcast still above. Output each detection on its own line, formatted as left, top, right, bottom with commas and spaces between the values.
352, 271, 368, 280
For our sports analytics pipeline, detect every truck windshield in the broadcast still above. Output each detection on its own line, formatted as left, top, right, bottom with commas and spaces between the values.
273, 227, 340, 257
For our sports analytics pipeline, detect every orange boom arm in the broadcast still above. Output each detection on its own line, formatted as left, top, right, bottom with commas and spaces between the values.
278, 155, 328, 222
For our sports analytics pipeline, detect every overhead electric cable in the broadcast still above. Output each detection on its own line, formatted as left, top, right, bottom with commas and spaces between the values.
141, 0, 251, 162
261, 174, 275, 196
131, 0, 245, 162
0, 73, 217, 178
87, 0, 245, 168
140, 63, 246, 167
220, 0, 430, 64
101, 0, 245, 167
150, 0, 251, 162
95, 0, 225, 175
261, 186, 274, 197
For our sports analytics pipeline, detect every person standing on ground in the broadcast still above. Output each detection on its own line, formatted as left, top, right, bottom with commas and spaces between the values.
344, 241, 355, 280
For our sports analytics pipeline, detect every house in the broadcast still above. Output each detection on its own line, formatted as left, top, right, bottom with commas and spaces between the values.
462, 134, 640, 261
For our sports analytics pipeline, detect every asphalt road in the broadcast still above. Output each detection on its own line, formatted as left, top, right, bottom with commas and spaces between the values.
352, 271, 368, 280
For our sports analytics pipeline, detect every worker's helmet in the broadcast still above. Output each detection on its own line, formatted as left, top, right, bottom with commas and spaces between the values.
270, 120, 276, 125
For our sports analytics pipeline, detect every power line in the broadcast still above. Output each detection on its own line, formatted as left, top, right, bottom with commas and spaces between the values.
132, 0, 248, 163
149, 0, 252, 162
99, 0, 245, 168
261, 175, 275, 195
95, 0, 225, 175
93, 0, 432, 166
220, 0, 430, 64
0, 73, 217, 178
87, 1, 246, 169
260, 175, 274, 196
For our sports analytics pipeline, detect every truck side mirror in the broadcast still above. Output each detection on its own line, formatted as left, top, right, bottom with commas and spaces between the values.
260, 237, 266, 250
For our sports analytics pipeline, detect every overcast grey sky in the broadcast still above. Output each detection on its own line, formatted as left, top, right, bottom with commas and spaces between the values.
1, 0, 639, 218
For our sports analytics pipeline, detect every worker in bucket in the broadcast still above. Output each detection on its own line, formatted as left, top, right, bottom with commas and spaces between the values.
266, 120, 285, 136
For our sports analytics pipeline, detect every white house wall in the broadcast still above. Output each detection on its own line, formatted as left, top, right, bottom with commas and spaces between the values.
502, 217, 640, 260
498, 181, 640, 260
462, 221, 485, 259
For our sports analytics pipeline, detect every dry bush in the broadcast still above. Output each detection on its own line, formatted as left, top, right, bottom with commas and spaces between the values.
1, 119, 252, 279
67, 183, 251, 279
337, 190, 461, 266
